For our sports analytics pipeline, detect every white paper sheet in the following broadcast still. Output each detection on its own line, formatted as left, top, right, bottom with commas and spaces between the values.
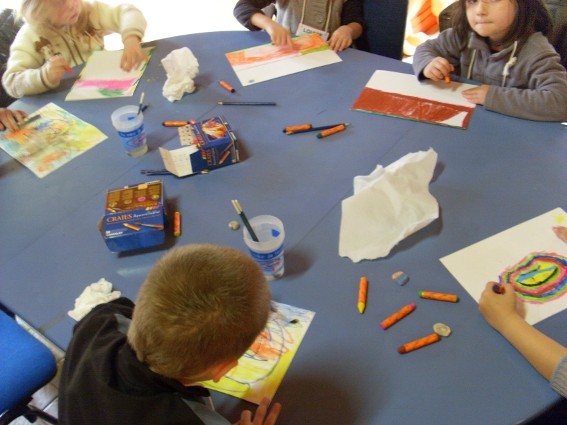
441, 208, 567, 324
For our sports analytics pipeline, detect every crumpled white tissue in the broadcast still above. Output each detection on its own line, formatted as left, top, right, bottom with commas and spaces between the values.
339, 148, 439, 262
68, 278, 121, 321
161, 47, 199, 102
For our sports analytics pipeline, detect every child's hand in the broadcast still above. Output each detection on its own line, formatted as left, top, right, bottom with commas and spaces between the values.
121, 35, 145, 72
234, 397, 282, 425
0, 108, 27, 132
553, 226, 567, 243
329, 25, 354, 52
462, 85, 490, 105
44, 54, 69, 85
423, 57, 454, 81
479, 281, 518, 332
265, 21, 293, 48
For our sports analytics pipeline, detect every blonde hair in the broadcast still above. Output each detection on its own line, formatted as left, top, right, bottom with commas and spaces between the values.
18, 0, 102, 41
128, 244, 271, 381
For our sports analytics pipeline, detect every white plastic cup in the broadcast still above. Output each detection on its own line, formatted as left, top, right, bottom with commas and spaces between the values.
243, 215, 285, 280
111, 105, 148, 157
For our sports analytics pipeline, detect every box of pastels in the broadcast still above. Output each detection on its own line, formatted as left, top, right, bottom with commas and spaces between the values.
158, 116, 239, 177
100, 180, 167, 252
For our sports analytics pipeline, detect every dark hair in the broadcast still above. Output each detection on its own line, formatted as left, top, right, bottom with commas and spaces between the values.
452, 0, 553, 49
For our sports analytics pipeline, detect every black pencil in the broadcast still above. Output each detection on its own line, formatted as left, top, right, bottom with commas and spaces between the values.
231, 199, 259, 242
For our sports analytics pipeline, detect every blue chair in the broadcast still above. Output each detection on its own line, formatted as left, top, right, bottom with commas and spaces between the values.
0, 310, 58, 424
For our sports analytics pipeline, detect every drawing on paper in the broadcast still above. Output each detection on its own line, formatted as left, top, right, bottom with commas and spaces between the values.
440, 208, 567, 325
499, 253, 567, 304
202, 302, 315, 404
225, 33, 341, 86
352, 70, 477, 129
65, 47, 153, 100
0, 103, 107, 178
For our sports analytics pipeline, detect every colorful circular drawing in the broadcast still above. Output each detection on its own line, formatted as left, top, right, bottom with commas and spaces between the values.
500, 252, 567, 304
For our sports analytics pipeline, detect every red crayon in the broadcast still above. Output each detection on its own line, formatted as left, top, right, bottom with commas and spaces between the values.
398, 333, 441, 354
380, 303, 416, 330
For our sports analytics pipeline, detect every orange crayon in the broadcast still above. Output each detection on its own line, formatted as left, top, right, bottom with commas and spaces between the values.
219, 80, 235, 93
173, 211, 181, 237
316, 124, 347, 139
380, 303, 416, 330
418, 291, 459, 303
398, 333, 441, 354
357, 276, 368, 314
284, 123, 312, 133
123, 223, 140, 231
444, 74, 451, 83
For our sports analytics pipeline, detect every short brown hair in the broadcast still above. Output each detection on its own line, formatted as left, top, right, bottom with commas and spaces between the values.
128, 244, 271, 380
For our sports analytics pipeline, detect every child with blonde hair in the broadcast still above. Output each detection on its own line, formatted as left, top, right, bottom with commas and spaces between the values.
413, 0, 567, 121
2, 0, 147, 98
58, 244, 281, 425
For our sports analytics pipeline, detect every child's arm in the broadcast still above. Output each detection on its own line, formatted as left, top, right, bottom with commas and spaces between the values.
91, 2, 147, 71
2, 26, 62, 98
479, 282, 567, 382
481, 45, 567, 121
0, 108, 27, 132
329, 0, 363, 52
250, 13, 293, 47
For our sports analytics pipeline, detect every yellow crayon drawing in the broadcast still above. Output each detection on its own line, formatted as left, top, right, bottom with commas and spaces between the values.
0, 103, 107, 178
202, 302, 315, 405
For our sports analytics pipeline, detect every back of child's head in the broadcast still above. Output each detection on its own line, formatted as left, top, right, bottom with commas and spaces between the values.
127, 244, 271, 381
452, 0, 553, 48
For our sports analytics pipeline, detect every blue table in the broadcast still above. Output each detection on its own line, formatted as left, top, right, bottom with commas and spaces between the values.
1, 31, 566, 424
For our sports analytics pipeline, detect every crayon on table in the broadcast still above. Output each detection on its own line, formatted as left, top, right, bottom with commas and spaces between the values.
316, 124, 347, 139
380, 303, 416, 330
219, 80, 235, 93
418, 291, 459, 303
286, 123, 349, 135
173, 211, 181, 237
162, 121, 191, 127
358, 276, 368, 314
397, 333, 441, 354
283, 123, 312, 133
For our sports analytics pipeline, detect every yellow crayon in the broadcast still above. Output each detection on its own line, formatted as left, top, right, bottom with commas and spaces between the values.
358, 276, 368, 314
398, 333, 441, 354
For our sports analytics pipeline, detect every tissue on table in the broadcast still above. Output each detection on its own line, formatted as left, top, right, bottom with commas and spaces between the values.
339, 148, 439, 262
162, 47, 199, 102
68, 278, 121, 321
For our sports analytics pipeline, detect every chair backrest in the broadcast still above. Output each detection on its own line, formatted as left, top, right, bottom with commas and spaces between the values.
357, 0, 409, 60
0, 8, 23, 107
438, 0, 567, 69
0, 310, 57, 414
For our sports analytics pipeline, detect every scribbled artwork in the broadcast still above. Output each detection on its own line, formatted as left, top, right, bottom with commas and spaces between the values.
225, 34, 341, 86
440, 208, 567, 324
352, 70, 477, 129
0, 103, 107, 178
202, 302, 315, 404
500, 253, 567, 304
65, 47, 153, 100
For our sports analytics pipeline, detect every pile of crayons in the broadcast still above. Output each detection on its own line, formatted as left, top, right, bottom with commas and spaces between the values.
356, 277, 458, 355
